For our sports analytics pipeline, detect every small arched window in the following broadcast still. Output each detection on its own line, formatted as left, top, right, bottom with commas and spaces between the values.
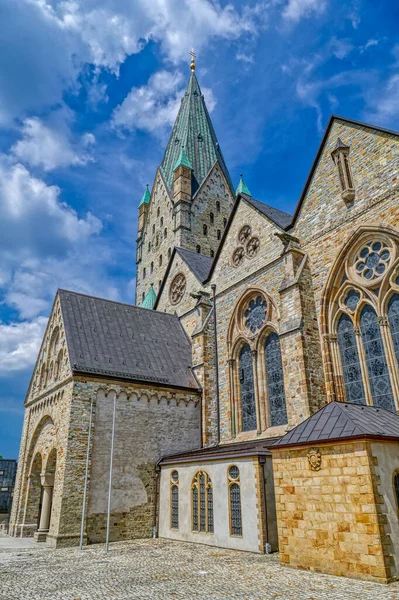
228, 466, 242, 536
239, 344, 256, 432
210, 249, 214, 258
151, 262, 154, 273
171, 470, 179, 529
159, 255, 162, 267
192, 471, 213, 533
49, 361, 54, 382
394, 472, 399, 514
223, 218, 227, 228
152, 224, 155, 234
157, 207, 160, 217
160, 216, 163, 226
217, 230, 221, 240
142, 292, 145, 302
216, 201, 220, 213
148, 242, 151, 252
196, 245, 201, 254
265, 333, 288, 427
203, 224, 208, 236
168, 247, 172, 259
143, 267, 146, 279
164, 228, 167, 239
210, 212, 214, 224
55, 350, 63, 380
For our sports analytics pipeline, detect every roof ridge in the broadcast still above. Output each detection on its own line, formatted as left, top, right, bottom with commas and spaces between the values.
244, 195, 292, 219
57, 288, 178, 317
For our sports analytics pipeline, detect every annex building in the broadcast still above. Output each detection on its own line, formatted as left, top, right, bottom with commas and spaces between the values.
9, 56, 399, 584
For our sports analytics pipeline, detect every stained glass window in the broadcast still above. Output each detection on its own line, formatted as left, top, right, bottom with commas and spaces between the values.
171, 485, 179, 529
192, 472, 213, 533
394, 472, 399, 513
337, 314, 366, 404
354, 242, 391, 281
244, 296, 267, 334
360, 305, 395, 412
228, 465, 242, 536
265, 333, 288, 426
344, 289, 360, 312
239, 344, 257, 432
388, 294, 399, 370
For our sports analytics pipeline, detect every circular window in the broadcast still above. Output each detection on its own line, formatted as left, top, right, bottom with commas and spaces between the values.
238, 225, 252, 245
244, 296, 267, 334
169, 273, 186, 305
246, 236, 260, 258
171, 470, 179, 483
228, 465, 239, 480
354, 241, 391, 281
232, 247, 245, 267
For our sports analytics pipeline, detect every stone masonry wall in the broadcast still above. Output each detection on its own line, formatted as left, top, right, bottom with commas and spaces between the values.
272, 441, 394, 583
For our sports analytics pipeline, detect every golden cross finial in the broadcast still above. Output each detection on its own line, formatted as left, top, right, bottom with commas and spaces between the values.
190, 49, 196, 72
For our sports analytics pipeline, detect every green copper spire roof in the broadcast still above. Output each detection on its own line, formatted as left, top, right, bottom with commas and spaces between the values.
236, 174, 252, 197
141, 283, 156, 309
139, 184, 151, 207
173, 146, 193, 171
160, 72, 234, 196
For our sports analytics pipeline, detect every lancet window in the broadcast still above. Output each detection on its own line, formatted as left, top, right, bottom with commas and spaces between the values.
192, 471, 213, 533
326, 230, 399, 412
170, 470, 179, 529
229, 290, 288, 435
228, 466, 242, 536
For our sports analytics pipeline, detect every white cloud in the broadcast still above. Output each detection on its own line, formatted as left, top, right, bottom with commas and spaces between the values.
0, 317, 48, 374
11, 116, 95, 172
360, 39, 378, 53
330, 37, 354, 60
112, 70, 216, 133
283, 0, 327, 22
366, 74, 399, 127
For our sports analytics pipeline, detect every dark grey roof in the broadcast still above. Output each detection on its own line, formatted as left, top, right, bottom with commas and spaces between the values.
272, 401, 399, 448
243, 194, 292, 229
58, 289, 200, 391
159, 437, 280, 465
175, 247, 212, 282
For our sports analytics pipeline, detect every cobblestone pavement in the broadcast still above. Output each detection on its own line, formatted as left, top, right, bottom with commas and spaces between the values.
1, 536, 399, 600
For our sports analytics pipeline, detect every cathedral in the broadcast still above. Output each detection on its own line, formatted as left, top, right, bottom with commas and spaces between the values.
9, 56, 399, 584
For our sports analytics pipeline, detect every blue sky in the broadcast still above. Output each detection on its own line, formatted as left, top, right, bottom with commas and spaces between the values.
1, 0, 398, 458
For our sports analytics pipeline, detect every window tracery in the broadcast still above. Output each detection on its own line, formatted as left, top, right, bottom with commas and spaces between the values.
325, 229, 399, 412
228, 466, 242, 536
170, 470, 179, 529
169, 273, 186, 305
265, 333, 288, 426
192, 471, 213, 533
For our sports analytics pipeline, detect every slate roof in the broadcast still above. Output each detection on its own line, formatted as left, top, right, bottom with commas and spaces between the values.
244, 194, 292, 229
175, 247, 213, 282
159, 72, 234, 196
58, 289, 200, 391
159, 437, 280, 465
272, 401, 399, 449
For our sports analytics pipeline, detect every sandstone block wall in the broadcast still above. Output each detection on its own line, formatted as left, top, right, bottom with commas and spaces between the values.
272, 440, 395, 583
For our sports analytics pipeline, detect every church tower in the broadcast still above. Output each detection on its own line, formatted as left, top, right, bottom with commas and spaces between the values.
135, 54, 235, 306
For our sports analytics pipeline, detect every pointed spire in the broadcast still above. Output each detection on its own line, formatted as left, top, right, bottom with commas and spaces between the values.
173, 145, 193, 171
141, 283, 156, 309
139, 184, 151, 207
236, 174, 252, 197
159, 70, 234, 196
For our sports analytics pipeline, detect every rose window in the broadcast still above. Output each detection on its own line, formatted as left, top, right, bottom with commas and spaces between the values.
232, 247, 245, 267
354, 241, 391, 281
244, 296, 267, 333
238, 225, 251, 245
246, 237, 260, 258
169, 273, 186, 305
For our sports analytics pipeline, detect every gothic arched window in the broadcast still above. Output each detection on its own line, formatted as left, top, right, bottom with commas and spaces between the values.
164, 228, 167, 239
388, 294, 399, 368
160, 216, 163, 226
394, 471, 399, 514
216, 201, 220, 213
170, 471, 179, 529
360, 305, 395, 411
192, 471, 213, 533
210, 212, 214, 224
228, 466, 242, 536
203, 224, 208, 236
217, 230, 221, 240
168, 247, 172, 259
265, 333, 288, 427
337, 314, 366, 404
239, 344, 256, 432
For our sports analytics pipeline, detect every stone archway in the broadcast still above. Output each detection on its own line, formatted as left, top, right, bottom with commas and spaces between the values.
23, 452, 43, 537
34, 448, 57, 542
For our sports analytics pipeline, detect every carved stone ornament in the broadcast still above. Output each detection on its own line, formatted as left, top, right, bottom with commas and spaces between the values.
238, 225, 252, 245
246, 236, 260, 257
232, 246, 245, 267
307, 447, 322, 471
169, 273, 186, 305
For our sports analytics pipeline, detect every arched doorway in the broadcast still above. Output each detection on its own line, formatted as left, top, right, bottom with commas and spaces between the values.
24, 452, 42, 536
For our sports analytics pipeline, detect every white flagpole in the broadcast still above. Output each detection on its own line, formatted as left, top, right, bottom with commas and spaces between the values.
105, 393, 116, 552
80, 395, 94, 551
